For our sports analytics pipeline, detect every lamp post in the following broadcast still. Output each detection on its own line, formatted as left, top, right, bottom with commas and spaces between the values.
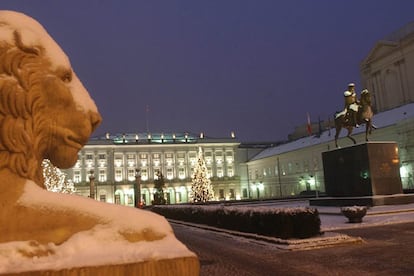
89, 169, 95, 199
135, 169, 141, 208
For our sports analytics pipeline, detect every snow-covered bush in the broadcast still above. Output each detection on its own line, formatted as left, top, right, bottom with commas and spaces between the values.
151, 205, 321, 239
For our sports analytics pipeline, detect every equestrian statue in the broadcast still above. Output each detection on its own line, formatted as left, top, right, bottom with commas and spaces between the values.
334, 83, 375, 148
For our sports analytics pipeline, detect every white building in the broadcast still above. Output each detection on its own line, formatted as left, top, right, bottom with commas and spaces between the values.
361, 21, 414, 112
65, 132, 265, 206
246, 104, 414, 198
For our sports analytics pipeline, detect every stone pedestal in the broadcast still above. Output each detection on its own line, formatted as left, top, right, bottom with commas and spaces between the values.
323, 142, 402, 197
311, 142, 409, 206
10, 257, 199, 275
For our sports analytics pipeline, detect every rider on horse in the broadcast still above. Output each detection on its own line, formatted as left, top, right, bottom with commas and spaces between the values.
335, 86, 374, 148
343, 82, 359, 127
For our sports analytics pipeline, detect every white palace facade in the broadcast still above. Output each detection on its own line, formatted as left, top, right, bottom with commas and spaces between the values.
65, 133, 265, 206
66, 21, 414, 206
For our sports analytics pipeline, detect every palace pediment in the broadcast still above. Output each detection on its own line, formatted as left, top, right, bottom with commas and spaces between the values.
363, 41, 398, 63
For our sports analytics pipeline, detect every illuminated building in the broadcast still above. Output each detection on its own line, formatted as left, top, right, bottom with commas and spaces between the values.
65, 132, 264, 205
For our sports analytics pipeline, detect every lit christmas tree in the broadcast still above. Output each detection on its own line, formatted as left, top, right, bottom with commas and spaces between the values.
42, 159, 76, 194
191, 147, 214, 202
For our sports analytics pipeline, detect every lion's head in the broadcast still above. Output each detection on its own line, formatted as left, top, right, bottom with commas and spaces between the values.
0, 11, 101, 186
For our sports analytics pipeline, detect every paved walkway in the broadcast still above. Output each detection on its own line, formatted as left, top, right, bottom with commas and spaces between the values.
315, 202, 414, 231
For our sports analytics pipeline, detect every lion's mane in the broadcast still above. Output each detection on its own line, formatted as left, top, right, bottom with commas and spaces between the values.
0, 31, 54, 186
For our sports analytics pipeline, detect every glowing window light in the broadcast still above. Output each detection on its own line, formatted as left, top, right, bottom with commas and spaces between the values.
227, 169, 234, 177
178, 169, 186, 179
127, 169, 135, 181
115, 169, 123, 182
400, 165, 409, 177
308, 176, 316, 189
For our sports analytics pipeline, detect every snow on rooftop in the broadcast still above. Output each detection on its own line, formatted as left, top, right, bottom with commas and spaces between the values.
251, 103, 414, 161
0, 181, 195, 274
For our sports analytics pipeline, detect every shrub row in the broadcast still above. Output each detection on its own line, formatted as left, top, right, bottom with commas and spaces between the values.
150, 205, 321, 239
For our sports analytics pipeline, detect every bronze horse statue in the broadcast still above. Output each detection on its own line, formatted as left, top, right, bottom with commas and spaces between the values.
334, 89, 374, 148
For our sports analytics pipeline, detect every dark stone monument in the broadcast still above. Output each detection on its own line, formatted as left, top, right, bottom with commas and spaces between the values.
324, 142, 402, 196
311, 142, 414, 206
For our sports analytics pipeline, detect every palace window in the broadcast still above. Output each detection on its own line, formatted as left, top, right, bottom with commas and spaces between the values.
217, 167, 223, 178
166, 168, 173, 180
226, 151, 233, 164
73, 171, 81, 183
85, 153, 94, 168
178, 167, 186, 179
128, 169, 135, 181
141, 169, 148, 181
127, 154, 135, 167
227, 167, 234, 177
99, 194, 106, 202
115, 169, 123, 182
114, 155, 123, 167
98, 169, 106, 182
98, 153, 106, 167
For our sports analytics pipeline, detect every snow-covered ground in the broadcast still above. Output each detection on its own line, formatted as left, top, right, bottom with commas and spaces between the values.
320, 203, 414, 231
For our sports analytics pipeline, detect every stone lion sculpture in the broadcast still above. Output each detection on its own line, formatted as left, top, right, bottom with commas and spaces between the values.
0, 9, 104, 244
0, 11, 198, 274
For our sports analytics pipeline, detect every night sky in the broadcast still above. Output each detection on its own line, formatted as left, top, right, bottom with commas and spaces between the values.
2, 1, 414, 142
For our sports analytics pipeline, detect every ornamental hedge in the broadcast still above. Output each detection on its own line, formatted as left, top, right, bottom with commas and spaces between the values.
150, 205, 321, 239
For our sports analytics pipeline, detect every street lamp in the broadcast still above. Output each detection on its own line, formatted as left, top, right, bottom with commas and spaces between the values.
89, 169, 95, 199
135, 169, 142, 208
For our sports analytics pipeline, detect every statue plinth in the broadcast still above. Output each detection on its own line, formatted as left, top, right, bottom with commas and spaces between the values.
311, 142, 414, 206
323, 142, 402, 196
7, 257, 199, 276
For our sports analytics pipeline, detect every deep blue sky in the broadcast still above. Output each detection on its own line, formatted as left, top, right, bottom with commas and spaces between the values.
2, 1, 414, 142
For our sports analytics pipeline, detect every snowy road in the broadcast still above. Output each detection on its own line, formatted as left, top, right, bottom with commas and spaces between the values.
173, 221, 414, 275
172, 222, 289, 276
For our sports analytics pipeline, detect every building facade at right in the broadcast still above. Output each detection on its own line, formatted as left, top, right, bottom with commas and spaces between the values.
246, 22, 414, 197
360, 21, 414, 112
